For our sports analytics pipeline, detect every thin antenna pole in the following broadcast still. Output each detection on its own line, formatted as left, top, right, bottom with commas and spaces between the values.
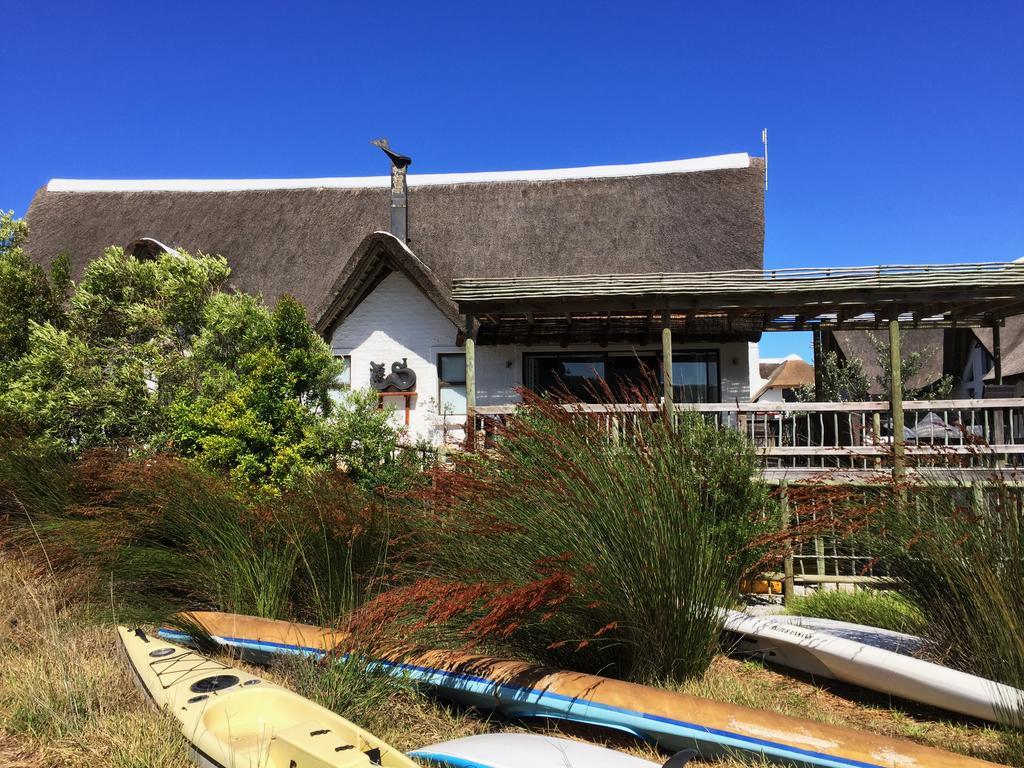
762, 128, 769, 192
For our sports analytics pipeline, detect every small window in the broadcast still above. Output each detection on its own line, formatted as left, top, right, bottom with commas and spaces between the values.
329, 355, 351, 405
438, 353, 466, 415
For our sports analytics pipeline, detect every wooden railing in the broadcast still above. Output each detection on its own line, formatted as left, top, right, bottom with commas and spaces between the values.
474, 398, 1024, 480
769, 477, 1024, 597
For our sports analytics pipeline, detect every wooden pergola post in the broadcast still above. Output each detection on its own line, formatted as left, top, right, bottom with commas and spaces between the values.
780, 479, 795, 604
990, 320, 1005, 465
661, 309, 673, 423
888, 313, 906, 479
992, 320, 1003, 385
464, 314, 477, 449
812, 330, 823, 401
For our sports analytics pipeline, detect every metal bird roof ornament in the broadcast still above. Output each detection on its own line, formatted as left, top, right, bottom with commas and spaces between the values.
370, 138, 412, 169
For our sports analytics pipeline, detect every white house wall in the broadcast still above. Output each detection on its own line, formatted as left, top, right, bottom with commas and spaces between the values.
330, 271, 460, 442
331, 272, 755, 445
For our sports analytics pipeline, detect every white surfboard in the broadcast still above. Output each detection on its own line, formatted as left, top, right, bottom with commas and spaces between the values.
723, 609, 1024, 724
410, 734, 677, 768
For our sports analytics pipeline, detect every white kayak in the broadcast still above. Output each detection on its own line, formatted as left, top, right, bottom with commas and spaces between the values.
723, 609, 1024, 724
766, 614, 923, 655
410, 734, 693, 768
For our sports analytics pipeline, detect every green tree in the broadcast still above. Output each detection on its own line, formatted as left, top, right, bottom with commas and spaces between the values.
1, 243, 352, 489
0, 211, 68, 362
868, 332, 954, 400
798, 337, 954, 402
2, 245, 230, 450
796, 350, 870, 402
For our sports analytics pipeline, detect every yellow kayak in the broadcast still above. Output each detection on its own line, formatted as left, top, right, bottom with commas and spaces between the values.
117, 626, 418, 768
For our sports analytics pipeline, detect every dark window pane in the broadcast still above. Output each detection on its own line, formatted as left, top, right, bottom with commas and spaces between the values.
533, 357, 605, 400
607, 355, 659, 399
672, 352, 720, 403
439, 354, 466, 384
527, 351, 719, 404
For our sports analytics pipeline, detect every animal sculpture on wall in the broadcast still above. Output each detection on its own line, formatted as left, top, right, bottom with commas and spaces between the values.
370, 359, 417, 392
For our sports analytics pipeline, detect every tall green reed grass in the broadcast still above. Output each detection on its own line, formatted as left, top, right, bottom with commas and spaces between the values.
0, 445, 395, 625
378, 389, 780, 682
816, 471, 1024, 727
886, 476, 1024, 682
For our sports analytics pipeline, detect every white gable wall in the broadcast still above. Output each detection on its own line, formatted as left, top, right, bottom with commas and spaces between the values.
330, 272, 755, 445
330, 271, 459, 442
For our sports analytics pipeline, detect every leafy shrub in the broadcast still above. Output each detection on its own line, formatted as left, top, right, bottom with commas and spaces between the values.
330, 387, 431, 494
168, 303, 341, 489
786, 588, 925, 636
353, 390, 779, 682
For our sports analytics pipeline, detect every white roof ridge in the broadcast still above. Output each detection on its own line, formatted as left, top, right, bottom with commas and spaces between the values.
46, 153, 751, 193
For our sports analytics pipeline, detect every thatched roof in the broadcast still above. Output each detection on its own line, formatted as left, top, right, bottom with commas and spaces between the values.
752, 356, 815, 400
975, 315, 1024, 382
829, 329, 946, 394
315, 231, 459, 336
764, 357, 814, 389
24, 154, 765, 321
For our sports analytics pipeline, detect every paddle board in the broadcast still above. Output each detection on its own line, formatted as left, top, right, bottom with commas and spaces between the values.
118, 625, 418, 768
159, 612, 1007, 768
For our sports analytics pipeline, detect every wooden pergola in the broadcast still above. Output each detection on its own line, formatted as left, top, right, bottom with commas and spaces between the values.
453, 261, 1024, 474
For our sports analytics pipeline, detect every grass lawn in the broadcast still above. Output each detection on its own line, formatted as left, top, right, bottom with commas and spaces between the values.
784, 588, 927, 636
1, 554, 1019, 768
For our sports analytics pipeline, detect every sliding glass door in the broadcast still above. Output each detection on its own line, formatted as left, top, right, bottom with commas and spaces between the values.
524, 350, 720, 403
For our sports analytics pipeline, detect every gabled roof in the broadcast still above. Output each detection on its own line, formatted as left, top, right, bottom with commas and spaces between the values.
314, 231, 459, 336
976, 315, 1024, 382
829, 329, 946, 395
752, 357, 815, 400
25, 153, 765, 317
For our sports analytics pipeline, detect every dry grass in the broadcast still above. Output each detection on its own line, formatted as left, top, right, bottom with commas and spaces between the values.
0, 552, 1020, 767
0, 555, 188, 768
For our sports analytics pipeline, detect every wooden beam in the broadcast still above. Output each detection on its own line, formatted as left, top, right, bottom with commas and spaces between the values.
888, 315, 905, 479
779, 479, 794, 604
812, 330, 823, 401
662, 310, 673, 423
458, 285, 1024, 317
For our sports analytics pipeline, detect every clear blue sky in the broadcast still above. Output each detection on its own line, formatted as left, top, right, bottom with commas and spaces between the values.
4, 1, 1022, 359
